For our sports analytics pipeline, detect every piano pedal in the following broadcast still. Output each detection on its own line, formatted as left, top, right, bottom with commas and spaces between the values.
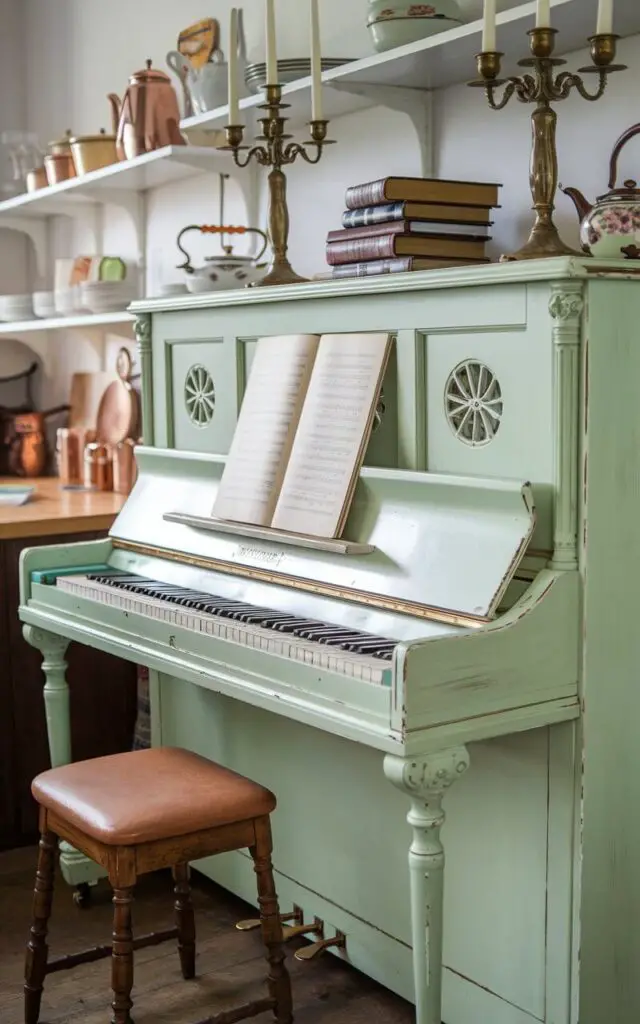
282, 916, 323, 941
235, 905, 303, 932
294, 931, 346, 962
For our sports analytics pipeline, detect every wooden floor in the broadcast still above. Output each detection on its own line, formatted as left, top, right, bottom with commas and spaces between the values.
0, 846, 414, 1024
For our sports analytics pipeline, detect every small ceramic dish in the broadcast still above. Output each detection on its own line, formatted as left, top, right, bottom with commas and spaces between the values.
366, 2, 463, 53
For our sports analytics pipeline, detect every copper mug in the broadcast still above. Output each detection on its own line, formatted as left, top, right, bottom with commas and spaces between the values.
84, 441, 113, 491
57, 427, 96, 484
113, 438, 137, 494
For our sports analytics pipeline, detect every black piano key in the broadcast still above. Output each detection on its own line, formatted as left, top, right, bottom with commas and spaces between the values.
343, 640, 397, 656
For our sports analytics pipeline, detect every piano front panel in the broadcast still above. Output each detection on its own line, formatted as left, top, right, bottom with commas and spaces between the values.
149, 281, 528, 473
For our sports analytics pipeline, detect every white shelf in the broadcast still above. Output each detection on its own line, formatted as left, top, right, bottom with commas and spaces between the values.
0, 145, 234, 221
0, 311, 134, 335
182, 0, 640, 135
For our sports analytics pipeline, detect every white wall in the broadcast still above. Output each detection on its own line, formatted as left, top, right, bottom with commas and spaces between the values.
4, 0, 640, 397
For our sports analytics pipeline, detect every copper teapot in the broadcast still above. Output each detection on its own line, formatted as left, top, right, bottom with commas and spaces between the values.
561, 122, 640, 259
108, 59, 185, 162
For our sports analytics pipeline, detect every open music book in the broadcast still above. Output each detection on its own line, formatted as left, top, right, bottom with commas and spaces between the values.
212, 332, 392, 539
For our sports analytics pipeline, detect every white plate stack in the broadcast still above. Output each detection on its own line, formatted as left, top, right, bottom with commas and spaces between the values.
80, 280, 137, 314
0, 293, 35, 321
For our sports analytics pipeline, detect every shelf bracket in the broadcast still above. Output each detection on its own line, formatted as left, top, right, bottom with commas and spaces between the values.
74, 187, 146, 276
327, 82, 434, 178
0, 216, 48, 278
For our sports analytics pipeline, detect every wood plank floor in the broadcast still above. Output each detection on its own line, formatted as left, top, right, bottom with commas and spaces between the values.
0, 846, 414, 1024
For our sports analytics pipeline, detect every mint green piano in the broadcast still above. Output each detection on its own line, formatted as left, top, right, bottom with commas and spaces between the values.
18, 258, 640, 1024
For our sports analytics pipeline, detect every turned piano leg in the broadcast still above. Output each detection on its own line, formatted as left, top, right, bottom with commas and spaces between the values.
22, 625, 105, 893
384, 747, 470, 1024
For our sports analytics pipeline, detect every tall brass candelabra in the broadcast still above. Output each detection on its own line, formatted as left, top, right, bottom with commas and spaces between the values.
222, 84, 333, 286
469, 28, 626, 261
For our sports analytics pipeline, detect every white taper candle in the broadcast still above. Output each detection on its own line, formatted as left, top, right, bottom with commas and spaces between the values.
536, 0, 551, 28
482, 0, 497, 52
228, 8, 240, 123
596, 0, 614, 35
310, 0, 323, 121
266, 0, 278, 85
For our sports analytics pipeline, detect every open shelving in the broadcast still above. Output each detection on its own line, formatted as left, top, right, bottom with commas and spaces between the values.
0, 0, 636, 348
0, 311, 134, 336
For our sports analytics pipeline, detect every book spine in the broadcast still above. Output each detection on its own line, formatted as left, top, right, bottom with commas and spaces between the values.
327, 222, 407, 244
341, 203, 406, 228
344, 180, 387, 210
331, 258, 414, 279
326, 235, 397, 266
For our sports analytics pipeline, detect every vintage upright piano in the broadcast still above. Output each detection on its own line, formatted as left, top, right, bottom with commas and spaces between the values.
18, 258, 640, 1024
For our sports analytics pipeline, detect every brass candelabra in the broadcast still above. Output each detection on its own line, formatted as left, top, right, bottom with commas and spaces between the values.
469, 29, 626, 261
222, 84, 333, 286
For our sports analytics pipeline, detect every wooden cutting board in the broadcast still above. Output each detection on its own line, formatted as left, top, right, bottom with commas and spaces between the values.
69, 372, 117, 429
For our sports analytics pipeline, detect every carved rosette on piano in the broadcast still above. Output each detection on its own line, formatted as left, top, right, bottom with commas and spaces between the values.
21, 259, 640, 1024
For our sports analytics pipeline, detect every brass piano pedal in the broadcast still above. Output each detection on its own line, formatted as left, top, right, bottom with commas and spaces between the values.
282, 916, 323, 941
236, 905, 303, 932
294, 931, 346, 961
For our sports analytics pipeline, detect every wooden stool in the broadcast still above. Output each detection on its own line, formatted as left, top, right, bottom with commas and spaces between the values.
24, 746, 293, 1024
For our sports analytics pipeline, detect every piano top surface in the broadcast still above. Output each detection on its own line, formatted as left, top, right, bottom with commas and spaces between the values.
129, 257, 638, 317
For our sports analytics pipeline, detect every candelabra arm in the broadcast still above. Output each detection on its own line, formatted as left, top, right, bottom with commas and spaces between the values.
483, 79, 519, 111
554, 70, 608, 102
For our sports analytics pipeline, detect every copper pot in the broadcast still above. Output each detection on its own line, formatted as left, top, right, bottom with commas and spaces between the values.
25, 167, 47, 192
113, 438, 137, 494
108, 59, 185, 162
44, 152, 76, 185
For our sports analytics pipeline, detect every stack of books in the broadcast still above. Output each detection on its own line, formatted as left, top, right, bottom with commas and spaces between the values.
325, 176, 501, 280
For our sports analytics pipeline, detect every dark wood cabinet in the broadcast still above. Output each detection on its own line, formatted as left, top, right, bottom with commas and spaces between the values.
1, 529, 138, 848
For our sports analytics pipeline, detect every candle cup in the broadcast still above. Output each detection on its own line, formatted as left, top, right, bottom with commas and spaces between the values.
589, 33, 619, 66
475, 50, 503, 81
528, 26, 557, 59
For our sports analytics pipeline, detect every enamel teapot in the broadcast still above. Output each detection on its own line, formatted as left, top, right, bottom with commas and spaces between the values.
176, 224, 268, 292
562, 122, 640, 259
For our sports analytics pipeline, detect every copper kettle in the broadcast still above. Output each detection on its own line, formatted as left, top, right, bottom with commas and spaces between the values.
108, 59, 185, 162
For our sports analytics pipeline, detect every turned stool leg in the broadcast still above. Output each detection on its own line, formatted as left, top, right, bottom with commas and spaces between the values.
24, 829, 57, 1024
173, 863, 196, 980
111, 887, 135, 1024
250, 818, 293, 1024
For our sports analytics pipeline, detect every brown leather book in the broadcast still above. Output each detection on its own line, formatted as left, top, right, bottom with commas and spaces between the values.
325, 233, 487, 266
341, 201, 497, 228
344, 177, 501, 211
331, 256, 489, 279
327, 220, 491, 244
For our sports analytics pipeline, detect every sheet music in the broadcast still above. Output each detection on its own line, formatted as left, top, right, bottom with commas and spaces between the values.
271, 333, 391, 538
212, 334, 320, 526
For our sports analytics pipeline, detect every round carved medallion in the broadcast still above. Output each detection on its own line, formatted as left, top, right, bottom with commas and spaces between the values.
444, 360, 502, 446
185, 365, 215, 427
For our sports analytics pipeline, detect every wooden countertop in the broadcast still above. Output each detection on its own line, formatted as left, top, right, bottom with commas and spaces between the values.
0, 477, 126, 540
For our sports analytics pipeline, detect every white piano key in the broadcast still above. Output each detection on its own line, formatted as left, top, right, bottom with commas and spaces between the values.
56, 575, 391, 685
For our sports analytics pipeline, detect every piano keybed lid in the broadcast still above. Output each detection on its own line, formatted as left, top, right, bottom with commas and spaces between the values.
111, 448, 535, 624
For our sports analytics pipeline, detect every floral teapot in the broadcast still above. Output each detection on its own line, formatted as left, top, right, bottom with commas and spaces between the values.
176, 224, 268, 292
562, 122, 640, 259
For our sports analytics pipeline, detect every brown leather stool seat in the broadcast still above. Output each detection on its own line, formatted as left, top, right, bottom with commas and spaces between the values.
25, 747, 292, 1024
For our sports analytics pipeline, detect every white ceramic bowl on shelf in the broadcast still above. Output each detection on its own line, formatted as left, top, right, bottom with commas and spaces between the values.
33, 290, 57, 319
366, 1, 464, 53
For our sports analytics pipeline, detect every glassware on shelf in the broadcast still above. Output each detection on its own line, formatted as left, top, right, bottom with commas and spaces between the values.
0, 130, 45, 196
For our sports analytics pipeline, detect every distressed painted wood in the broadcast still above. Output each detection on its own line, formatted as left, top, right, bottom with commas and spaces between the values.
18, 258, 640, 1024
385, 749, 471, 1024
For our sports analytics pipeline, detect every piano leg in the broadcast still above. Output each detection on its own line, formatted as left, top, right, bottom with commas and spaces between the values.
384, 747, 471, 1024
23, 626, 71, 768
23, 625, 106, 891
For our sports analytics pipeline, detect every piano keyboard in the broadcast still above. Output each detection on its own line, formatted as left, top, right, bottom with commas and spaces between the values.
57, 572, 397, 684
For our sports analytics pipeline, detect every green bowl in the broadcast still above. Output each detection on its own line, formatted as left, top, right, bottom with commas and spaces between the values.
367, 2, 463, 53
